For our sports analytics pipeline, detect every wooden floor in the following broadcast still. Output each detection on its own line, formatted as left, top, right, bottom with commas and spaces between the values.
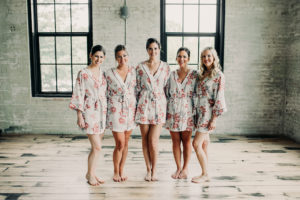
0, 134, 300, 200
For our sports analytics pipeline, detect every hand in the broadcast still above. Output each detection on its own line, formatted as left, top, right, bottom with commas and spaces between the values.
207, 119, 216, 131
77, 113, 85, 129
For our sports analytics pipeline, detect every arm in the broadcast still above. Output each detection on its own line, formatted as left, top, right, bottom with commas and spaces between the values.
208, 73, 227, 130
69, 70, 86, 128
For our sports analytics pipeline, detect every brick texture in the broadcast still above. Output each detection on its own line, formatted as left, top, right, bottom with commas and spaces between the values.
0, 0, 299, 141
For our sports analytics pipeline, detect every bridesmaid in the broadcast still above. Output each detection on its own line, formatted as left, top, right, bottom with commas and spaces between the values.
192, 47, 227, 183
69, 45, 107, 186
135, 38, 170, 181
165, 47, 198, 179
105, 45, 136, 182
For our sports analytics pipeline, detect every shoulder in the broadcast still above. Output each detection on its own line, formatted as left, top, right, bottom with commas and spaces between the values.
78, 67, 89, 78
191, 69, 199, 77
103, 68, 114, 76
170, 70, 176, 76
161, 61, 170, 68
215, 70, 225, 79
129, 66, 136, 74
136, 62, 145, 70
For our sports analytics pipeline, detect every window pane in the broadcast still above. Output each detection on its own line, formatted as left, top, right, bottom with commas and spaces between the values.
56, 37, 71, 64
184, 0, 199, 4
166, 0, 182, 3
57, 65, 72, 91
41, 65, 56, 92
199, 5, 216, 32
71, 0, 88, 3
200, 0, 217, 4
183, 5, 198, 32
167, 37, 182, 64
166, 5, 182, 32
56, 0, 70, 3
72, 4, 88, 32
72, 37, 87, 64
37, 0, 54, 3
56, 4, 71, 32
199, 37, 215, 53
72, 65, 86, 87
39, 37, 55, 64
183, 37, 198, 64
38, 5, 54, 32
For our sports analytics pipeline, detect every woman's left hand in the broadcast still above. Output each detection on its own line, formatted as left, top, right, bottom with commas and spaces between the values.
208, 119, 216, 131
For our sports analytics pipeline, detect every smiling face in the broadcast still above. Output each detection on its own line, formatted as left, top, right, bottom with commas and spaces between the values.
116, 50, 128, 67
176, 50, 190, 68
90, 51, 105, 66
201, 50, 215, 70
147, 42, 160, 59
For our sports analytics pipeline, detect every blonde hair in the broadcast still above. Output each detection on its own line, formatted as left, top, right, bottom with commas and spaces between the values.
199, 47, 222, 80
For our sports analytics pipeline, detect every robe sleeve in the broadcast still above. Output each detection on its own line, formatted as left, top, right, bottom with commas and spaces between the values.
69, 70, 85, 112
212, 72, 227, 117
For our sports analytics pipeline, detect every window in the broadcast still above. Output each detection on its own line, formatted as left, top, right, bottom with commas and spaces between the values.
161, 0, 225, 70
28, 0, 92, 97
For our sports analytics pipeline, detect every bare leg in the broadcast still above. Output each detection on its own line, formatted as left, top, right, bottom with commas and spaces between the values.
140, 124, 151, 181
148, 124, 162, 181
202, 137, 209, 161
179, 131, 192, 179
112, 132, 125, 182
170, 131, 182, 179
192, 132, 210, 183
119, 130, 132, 181
87, 134, 104, 186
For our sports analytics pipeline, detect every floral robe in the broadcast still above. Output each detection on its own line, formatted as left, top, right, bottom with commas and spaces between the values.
105, 66, 137, 132
69, 67, 107, 134
135, 61, 170, 125
194, 70, 227, 133
165, 69, 198, 132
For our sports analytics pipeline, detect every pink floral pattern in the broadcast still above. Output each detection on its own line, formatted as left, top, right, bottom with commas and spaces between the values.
105, 66, 137, 132
194, 71, 227, 133
69, 67, 107, 134
135, 61, 170, 125
165, 70, 198, 132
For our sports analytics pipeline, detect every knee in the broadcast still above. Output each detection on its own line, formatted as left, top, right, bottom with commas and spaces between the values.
116, 141, 125, 151
149, 140, 158, 150
182, 138, 191, 147
202, 140, 209, 150
92, 145, 102, 152
192, 140, 199, 150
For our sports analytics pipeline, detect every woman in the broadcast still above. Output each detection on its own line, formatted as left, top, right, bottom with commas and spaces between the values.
105, 45, 136, 182
69, 45, 107, 186
135, 38, 170, 181
165, 47, 198, 179
192, 47, 227, 183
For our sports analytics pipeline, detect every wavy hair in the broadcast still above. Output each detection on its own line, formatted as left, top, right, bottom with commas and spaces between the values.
199, 47, 222, 80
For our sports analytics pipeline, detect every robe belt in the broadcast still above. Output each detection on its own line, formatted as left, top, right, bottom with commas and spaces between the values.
110, 94, 129, 111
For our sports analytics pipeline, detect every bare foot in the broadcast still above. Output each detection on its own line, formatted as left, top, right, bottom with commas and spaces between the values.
191, 175, 209, 183
179, 169, 188, 179
113, 173, 121, 182
151, 171, 158, 181
120, 173, 128, 182
95, 176, 105, 184
171, 169, 181, 179
191, 175, 202, 181
144, 171, 151, 181
86, 174, 99, 186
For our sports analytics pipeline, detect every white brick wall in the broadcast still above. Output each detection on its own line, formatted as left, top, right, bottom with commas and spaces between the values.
0, 0, 299, 142
284, 0, 300, 142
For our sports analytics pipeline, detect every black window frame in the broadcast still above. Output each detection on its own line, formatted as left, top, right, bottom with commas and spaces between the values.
27, 0, 93, 97
160, 0, 225, 69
